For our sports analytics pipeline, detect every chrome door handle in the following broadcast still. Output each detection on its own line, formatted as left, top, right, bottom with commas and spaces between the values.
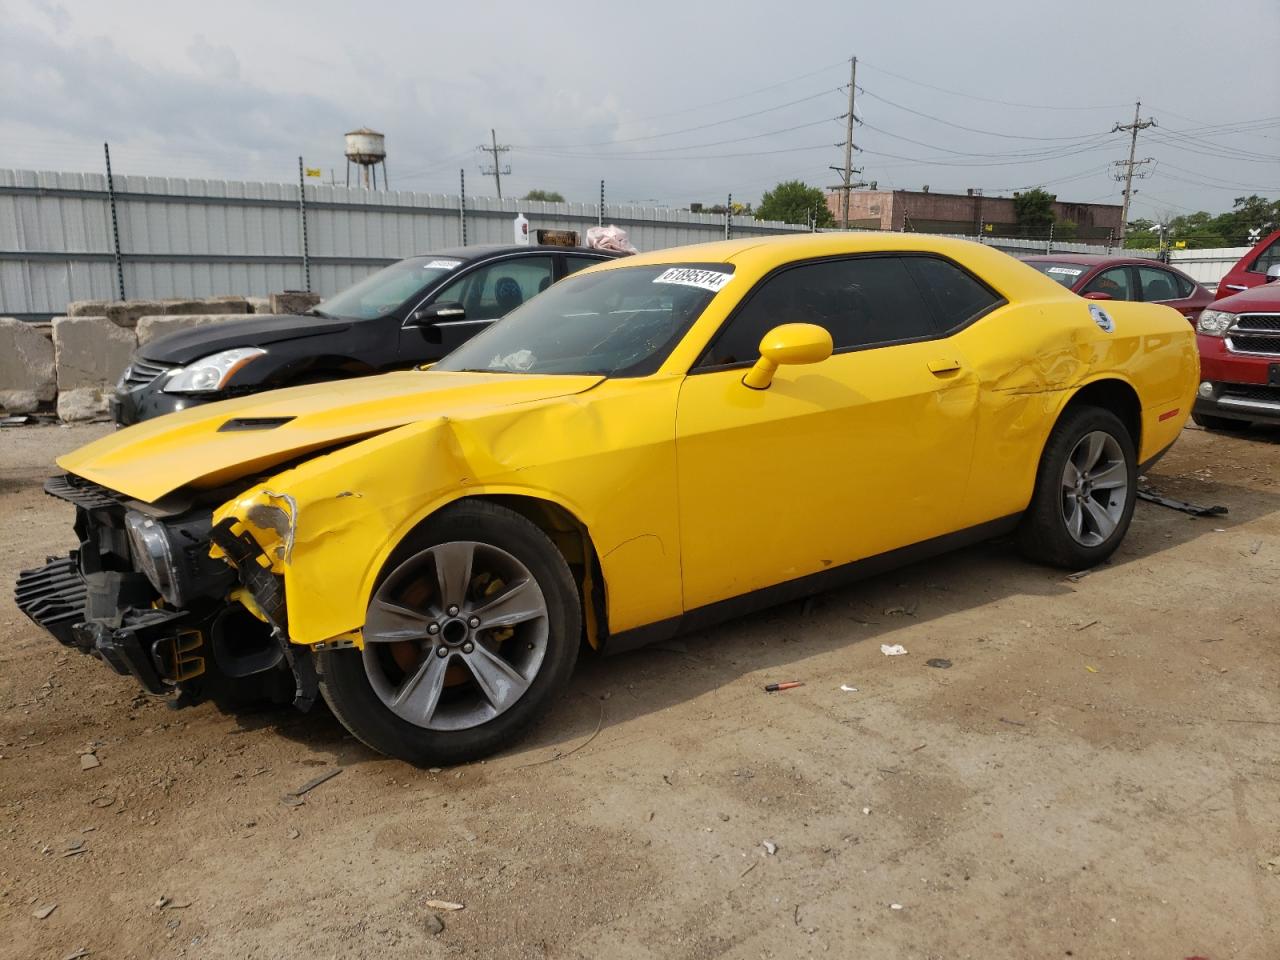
1224, 284, 1247, 291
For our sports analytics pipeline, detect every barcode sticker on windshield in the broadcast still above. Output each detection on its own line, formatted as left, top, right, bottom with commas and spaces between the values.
425, 259, 463, 270
652, 267, 733, 292
1047, 266, 1083, 276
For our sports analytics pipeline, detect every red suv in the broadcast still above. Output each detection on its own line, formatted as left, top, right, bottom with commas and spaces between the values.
1022, 254, 1212, 322
1194, 280, 1280, 430
1216, 228, 1280, 299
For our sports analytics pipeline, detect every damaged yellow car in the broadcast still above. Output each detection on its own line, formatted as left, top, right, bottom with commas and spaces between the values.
16, 234, 1197, 764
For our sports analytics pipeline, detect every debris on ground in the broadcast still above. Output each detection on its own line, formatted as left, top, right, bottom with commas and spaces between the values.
287, 828, 301, 840
880, 644, 908, 657
424, 912, 445, 935
925, 658, 952, 669
1066, 569, 1091, 583
762, 840, 778, 855
62, 950, 90, 960
33, 903, 57, 919
1137, 489, 1228, 517
764, 681, 803, 692
281, 768, 342, 805
839, 684, 859, 692
890, 903, 904, 910
425, 899, 465, 911
79, 752, 100, 770
154, 896, 171, 909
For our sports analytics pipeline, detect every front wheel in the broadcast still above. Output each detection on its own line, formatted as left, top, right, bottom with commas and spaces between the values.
317, 501, 581, 765
1017, 406, 1137, 569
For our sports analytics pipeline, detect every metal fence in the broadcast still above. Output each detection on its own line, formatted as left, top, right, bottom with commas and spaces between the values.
0, 168, 808, 320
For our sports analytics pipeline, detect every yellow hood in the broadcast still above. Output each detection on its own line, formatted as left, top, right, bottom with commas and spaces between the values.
58, 370, 604, 503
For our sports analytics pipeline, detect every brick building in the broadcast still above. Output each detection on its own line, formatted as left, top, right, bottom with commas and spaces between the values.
826, 188, 1122, 242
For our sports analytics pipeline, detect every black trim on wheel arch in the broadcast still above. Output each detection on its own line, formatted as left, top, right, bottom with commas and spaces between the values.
604, 514, 1021, 655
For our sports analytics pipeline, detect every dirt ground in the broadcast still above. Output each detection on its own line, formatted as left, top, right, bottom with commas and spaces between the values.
1, 421, 1278, 960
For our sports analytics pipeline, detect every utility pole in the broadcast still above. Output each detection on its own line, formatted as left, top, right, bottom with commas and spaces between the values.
828, 56, 866, 230
1112, 100, 1156, 245
479, 128, 511, 199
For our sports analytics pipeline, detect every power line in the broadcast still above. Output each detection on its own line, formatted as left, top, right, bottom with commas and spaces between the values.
517, 116, 842, 159
858, 87, 1108, 141
513, 86, 844, 149
856, 59, 1129, 112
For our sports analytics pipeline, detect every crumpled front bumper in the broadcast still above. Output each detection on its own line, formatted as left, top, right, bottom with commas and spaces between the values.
15, 552, 206, 694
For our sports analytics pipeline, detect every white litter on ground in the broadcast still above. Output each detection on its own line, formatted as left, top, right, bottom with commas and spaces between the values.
880, 644, 908, 656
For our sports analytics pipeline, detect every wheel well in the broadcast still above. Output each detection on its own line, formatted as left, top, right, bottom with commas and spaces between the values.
1063, 378, 1142, 450
462, 494, 606, 651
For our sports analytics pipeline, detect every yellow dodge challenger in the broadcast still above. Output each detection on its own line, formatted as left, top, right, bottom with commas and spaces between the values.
16, 234, 1197, 764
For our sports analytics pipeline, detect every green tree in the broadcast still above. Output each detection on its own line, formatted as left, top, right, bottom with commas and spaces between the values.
522, 189, 565, 203
755, 180, 834, 227
1013, 187, 1056, 235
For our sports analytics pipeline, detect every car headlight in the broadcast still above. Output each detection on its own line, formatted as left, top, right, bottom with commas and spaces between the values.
125, 511, 181, 605
163, 347, 266, 393
1196, 309, 1236, 337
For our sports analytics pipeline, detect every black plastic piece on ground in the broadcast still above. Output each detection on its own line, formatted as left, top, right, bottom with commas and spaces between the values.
1136, 489, 1228, 517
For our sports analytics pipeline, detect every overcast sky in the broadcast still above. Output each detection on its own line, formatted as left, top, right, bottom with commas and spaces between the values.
2, 0, 1276, 219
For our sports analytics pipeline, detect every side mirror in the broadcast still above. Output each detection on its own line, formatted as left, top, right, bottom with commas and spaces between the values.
1266, 264, 1280, 282
742, 323, 833, 390
408, 301, 466, 326
1082, 290, 1114, 301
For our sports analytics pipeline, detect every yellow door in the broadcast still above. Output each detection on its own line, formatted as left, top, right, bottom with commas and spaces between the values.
673, 254, 988, 612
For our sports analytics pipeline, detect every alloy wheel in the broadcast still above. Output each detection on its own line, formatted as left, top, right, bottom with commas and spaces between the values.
361, 541, 549, 731
1059, 430, 1129, 547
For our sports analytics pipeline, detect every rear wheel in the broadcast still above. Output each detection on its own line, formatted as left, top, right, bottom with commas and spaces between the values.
317, 501, 581, 765
1192, 412, 1250, 432
1017, 406, 1137, 569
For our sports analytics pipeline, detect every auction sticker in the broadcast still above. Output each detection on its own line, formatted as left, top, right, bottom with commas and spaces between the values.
425, 259, 463, 270
1047, 266, 1083, 276
653, 267, 734, 292
1088, 303, 1114, 333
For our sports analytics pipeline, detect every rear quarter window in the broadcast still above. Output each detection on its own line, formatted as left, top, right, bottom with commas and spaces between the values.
903, 255, 1003, 331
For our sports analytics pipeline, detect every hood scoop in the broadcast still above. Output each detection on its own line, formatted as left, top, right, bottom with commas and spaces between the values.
217, 416, 297, 432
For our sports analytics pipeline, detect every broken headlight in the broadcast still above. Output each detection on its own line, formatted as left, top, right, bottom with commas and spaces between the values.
125, 511, 182, 605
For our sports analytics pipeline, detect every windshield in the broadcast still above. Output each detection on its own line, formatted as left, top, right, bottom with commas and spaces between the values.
435, 263, 734, 376
1027, 260, 1088, 288
315, 256, 464, 319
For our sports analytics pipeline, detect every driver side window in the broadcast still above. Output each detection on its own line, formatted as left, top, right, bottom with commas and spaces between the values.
433, 257, 554, 319
1082, 267, 1133, 301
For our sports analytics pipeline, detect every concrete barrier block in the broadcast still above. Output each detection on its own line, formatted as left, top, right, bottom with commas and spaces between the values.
159, 297, 250, 315
270, 291, 321, 314
204, 296, 251, 314
104, 300, 165, 329
52, 316, 136, 420
247, 296, 272, 314
68, 300, 108, 317
0, 317, 57, 413
137, 314, 244, 346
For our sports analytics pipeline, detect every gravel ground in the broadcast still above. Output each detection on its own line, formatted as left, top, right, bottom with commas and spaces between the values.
1, 421, 1278, 960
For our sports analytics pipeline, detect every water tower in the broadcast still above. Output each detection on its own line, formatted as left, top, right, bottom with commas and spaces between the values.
344, 128, 388, 190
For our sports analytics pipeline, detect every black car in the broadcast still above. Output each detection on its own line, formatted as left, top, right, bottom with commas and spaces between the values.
111, 244, 620, 425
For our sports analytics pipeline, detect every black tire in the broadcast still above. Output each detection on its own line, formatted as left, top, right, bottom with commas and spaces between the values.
1017, 405, 1137, 569
1192, 412, 1250, 432
317, 501, 581, 766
